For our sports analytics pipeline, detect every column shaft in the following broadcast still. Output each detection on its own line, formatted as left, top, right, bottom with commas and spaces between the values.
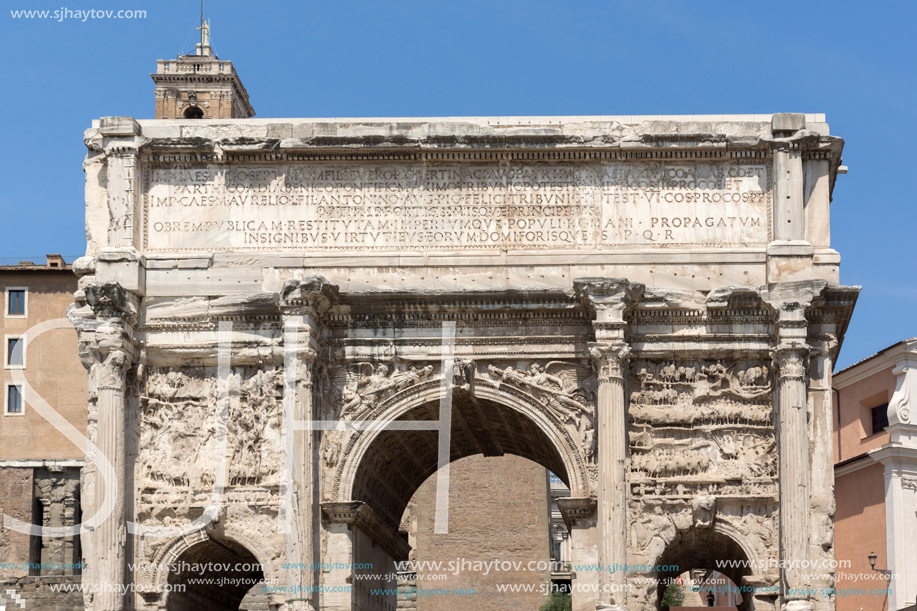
593, 346, 629, 609
94, 381, 126, 610
776, 347, 811, 608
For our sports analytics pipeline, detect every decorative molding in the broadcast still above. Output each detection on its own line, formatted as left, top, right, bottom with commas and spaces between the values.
556, 497, 597, 532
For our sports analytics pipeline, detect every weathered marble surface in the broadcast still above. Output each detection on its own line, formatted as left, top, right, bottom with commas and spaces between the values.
83, 114, 843, 294
142, 161, 771, 252
73, 114, 857, 611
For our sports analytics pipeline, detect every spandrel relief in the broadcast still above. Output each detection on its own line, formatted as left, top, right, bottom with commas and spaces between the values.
719, 502, 780, 557
486, 361, 595, 423
337, 362, 435, 421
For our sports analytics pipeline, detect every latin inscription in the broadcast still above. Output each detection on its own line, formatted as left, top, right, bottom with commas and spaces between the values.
144, 162, 770, 252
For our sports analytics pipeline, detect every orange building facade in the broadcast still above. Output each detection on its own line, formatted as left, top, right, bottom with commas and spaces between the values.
833, 338, 917, 611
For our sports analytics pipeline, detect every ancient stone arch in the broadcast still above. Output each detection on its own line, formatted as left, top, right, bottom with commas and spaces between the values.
139, 527, 278, 610
333, 378, 593, 506
72, 114, 857, 611
654, 526, 758, 611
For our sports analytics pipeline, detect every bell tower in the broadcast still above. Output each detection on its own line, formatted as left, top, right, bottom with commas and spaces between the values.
150, 16, 255, 119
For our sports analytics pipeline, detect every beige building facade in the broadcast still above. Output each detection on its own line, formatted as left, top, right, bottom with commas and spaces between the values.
0, 255, 85, 609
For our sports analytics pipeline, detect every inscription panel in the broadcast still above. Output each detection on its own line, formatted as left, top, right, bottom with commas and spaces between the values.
142, 162, 770, 252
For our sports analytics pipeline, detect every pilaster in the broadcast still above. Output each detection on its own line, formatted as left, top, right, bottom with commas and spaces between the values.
98, 117, 142, 250
872, 343, 917, 609
321, 502, 408, 611
558, 497, 600, 611
767, 114, 822, 283
807, 334, 839, 610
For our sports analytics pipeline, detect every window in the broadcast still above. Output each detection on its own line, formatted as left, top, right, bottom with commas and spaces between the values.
871, 403, 889, 434
6, 288, 27, 317
6, 385, 23, 414
5, 336, 24, 368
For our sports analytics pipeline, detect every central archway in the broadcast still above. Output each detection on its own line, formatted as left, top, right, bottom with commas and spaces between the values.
326, 380, 594, 611
335, 380, 591, 526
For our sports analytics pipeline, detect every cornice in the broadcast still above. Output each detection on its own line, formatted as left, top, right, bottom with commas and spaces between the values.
869, 443, 917, 469
139, 147, 784, 164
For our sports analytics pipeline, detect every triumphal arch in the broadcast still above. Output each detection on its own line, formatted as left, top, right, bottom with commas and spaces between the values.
70, 113, 857, 611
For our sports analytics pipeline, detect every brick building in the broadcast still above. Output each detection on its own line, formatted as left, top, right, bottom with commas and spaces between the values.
401, 455, 553, 611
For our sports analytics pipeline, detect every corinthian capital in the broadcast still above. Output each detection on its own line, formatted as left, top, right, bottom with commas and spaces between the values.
96, 349, 131, 391
772, 344, 809, 382
71, 282, 138, 372
83, 281, 140, 324
588, 343, 631, 383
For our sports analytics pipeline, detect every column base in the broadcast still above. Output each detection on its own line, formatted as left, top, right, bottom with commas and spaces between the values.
781, 600, 814, 611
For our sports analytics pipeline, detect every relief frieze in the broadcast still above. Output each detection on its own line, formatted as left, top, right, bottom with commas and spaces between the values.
139, 367, 284, 490
627, 359, 777, 486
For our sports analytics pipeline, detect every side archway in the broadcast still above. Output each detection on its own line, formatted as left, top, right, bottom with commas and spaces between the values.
654, 525, 759, 611
138, 527, 279, 611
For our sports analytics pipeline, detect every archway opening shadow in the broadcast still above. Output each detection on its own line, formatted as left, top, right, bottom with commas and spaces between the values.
166, 538, 265, 611
656, 529, 751, 611
351, 394, 572, 532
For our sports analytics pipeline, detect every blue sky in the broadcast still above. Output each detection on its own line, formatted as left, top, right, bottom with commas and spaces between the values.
0, 1, 913, 368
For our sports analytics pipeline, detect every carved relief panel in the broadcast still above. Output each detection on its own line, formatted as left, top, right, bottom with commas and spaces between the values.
138, 366, 285, 493
628, 359, 776, 488
626, 358, 779, 589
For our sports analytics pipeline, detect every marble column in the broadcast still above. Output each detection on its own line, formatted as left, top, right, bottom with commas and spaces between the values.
280, 277, 338, 611
77, 282, 139, 611
575, 278, 643, 611
93, 348, 130, 611
590, 343, 630, 607
764, 281, 825, 611
774, 343, 811, 611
